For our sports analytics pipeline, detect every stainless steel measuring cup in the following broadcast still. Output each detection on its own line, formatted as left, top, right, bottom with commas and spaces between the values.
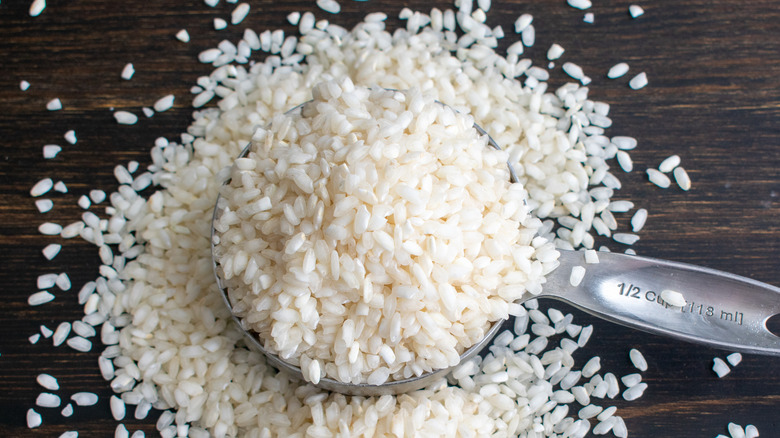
211, 100, 780, 396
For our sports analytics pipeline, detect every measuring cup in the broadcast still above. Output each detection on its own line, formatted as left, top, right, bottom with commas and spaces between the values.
211, 101, 780, 396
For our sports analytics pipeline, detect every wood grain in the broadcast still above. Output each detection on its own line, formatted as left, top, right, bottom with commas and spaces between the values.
0, 0, 778, 436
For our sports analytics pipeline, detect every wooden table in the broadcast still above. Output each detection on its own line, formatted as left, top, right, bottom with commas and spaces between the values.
0, 0, 778, 436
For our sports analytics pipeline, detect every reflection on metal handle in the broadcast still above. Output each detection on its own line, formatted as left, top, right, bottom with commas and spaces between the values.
543, 249, 780, 356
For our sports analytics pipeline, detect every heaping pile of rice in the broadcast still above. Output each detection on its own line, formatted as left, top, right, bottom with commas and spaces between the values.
77, 5, 641, 438
213, 81, 557, 386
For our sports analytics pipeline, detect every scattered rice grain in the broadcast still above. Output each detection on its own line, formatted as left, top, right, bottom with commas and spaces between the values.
629, 348, 648, 371
114, 111, 138, 125
153, 94, 175, 112
27, 408, 42, 428
713, 357, 731, 377
175, 29, 190, 42
36, 392, 61, 408
646, 168, 671, 188
121, 63, 135, 80
629, 72, 648, 89
660, 289, 686, 307
28, 291, 55, 306
35, 199, 54, 213
727, 352, 743, 367
31, 178, 54, 197
629, 4, 645, 18
608, 63, 629, 79
673, 166, 691, 191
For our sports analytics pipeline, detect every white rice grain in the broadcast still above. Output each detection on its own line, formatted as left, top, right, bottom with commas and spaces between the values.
563, 62, 584, 80
620, 373, 642, 387
114, 111, 138, 125
583, 12, 594, 23
729, 423, 747, 438
28, 291, 55, 306
616, 150, 633, 173
153, 94, 175, 112
73, 320, 96, 338
36, 392, 61, 408
47, 98, 62, 111
231, 3, 250, 24
578, 325, 594, 347
61, 221, 84, 239
613, 233, 640, 245
31, 178, 54, 197
64, 130, 77, 144
37, 373, 59, 390
110, 395, 126, 420
613, 416, 628, 438
629, 4, 645, 18
56, 272, 71, 290
27, 408, 42, 428
629, 348, 648, 371
629, 72, 648, 89
713, 357, 731, 377
42, 243, 62, 260
609, 200, 634, 212
567, 0, 592, 10
673, 166, 691, 191
213, 18, 227, 30
646, 168, 671, 188
121, 63, 135, 80
660, 289, 686, 307
521, 24, 535, 47
582, 356, 601, 378
77, 195, 91, 209
30, 0, 47, 16
607, 63, 629, 79
71, 392, 99, 406
612, 136, 638, 150
547, 43, 565, 60
38, 273, 58, 289
61, 403, 74, 417
89, 189, 107, 203
116, 424, 129, 438
593, 417, 617, 435
597, 406, 618, 422
659, 155, 681, 173
53, 322, 71, 346
584, 249, 600, 264
316, 0, 340, 14
175, 29, 190, 42
35, 199, 54, 213
39, 222, 62, 235
727, 352, 743, 367
622, 382, 648, 401
579, 404, 603, 419
569, 265, 586, 287
40, 325, 53, 338
514, 13, 532, 33
631, 208, 648, 232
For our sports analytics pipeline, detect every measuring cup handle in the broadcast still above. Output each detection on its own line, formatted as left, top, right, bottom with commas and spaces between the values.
543, 249, 780, 356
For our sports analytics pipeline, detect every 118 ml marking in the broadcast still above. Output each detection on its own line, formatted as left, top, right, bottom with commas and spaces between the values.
617, 282, 744, 325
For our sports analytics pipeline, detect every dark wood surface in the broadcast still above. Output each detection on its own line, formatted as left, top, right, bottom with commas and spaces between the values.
1, 0, 779, 436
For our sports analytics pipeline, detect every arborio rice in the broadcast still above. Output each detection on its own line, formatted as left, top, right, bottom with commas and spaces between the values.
213, 81, 554, 385
77, 5, 645, 438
